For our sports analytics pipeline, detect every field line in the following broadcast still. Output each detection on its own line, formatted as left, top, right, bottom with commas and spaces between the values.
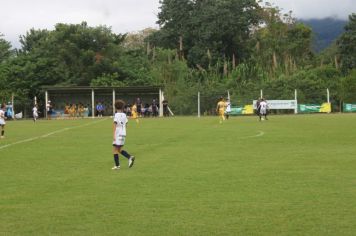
0, 118, 108, 151
240, 131, 265, 139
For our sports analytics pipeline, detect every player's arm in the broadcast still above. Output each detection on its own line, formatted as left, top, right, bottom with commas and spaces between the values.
113, 122, 116, 141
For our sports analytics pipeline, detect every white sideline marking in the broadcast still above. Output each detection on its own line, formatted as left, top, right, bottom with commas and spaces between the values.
0, 119, 107, 151
240, 131, 265, 139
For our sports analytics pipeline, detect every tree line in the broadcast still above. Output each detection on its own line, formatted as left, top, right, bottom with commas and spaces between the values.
0, 0, 355, 114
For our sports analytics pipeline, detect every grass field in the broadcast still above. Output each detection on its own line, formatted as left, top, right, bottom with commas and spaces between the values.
1, 115, 356, 235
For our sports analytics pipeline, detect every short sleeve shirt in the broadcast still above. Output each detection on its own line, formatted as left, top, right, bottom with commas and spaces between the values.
0, 110, 5, 125
114, 112, 128, 137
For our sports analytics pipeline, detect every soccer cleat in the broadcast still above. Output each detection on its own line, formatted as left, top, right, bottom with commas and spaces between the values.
112, 166, 120, 170
128, 156, 135, 168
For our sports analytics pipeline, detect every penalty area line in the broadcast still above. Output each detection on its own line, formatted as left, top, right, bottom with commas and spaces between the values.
0, 118, 108, 151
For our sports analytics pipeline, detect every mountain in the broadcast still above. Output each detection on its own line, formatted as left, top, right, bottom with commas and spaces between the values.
299, 18, 347, 53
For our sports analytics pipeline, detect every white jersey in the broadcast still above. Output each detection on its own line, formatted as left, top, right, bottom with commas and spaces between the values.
259, 101, 268, 114
225, 102, 231, 113
0, 110, 5, 125
113, 112, 128, 146
46, 103, 51, 111
33, 107, 38, 116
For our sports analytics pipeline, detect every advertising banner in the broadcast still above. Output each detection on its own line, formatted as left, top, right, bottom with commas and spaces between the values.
343, 104, 356, 112
253, 100, 297, 110
230, 105, 254, 115
298, 103, 331, 113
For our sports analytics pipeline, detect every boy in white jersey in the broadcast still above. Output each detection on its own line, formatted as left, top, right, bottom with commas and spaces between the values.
33, 105, 39, 122
112, 100, 135, 170
0, 103, 6, 139
258, 99, 268, 121
225, 99, 231, 120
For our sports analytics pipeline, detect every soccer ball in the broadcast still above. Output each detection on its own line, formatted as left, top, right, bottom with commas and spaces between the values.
261, 117, 265, 121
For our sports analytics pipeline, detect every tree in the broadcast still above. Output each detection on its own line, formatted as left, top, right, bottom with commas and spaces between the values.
0, 33, 13, 63
251, 7, 313, 76
17, 23, 126, 85
337, 13, 356, 72
0, 34, 14, 101
150, 0, 261, 68
339, 70, 356, 103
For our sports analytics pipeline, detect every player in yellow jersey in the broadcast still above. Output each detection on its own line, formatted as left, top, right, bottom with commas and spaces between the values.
216, 97, 226, 124
131, 103, 139, 124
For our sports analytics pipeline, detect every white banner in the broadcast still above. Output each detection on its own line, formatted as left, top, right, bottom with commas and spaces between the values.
253, 100, 297, 110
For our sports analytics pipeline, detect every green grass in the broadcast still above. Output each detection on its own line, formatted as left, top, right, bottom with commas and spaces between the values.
1, 115, 356, 235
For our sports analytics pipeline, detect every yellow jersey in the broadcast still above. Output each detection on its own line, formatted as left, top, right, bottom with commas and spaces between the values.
217, 101, 226, 115
132, 104, 138, 119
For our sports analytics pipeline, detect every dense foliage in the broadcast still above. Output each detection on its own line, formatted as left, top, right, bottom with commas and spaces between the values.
0, 1, 355, 115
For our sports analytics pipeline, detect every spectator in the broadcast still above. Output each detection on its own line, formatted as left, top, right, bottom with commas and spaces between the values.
46, 100, 53, 120
96, 102, 105, 117
136, 97, 142, 117
152, 99, 158, 117
163, 100, 169, 117
78, 103, 85, 118
5, 102, 13, 119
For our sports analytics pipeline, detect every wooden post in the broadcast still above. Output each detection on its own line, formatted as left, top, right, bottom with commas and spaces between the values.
45, 91, 48, 119
198, 92, 201, 118
91, 89, 95, 118
11, 93, 14, 119
159, 89, 163, 117
295, 89, 298, 114
112, 89, 116, 116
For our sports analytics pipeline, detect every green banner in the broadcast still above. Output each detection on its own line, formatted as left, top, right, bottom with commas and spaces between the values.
230, 105, 254, 115
298, 104, 320, 113
298, 103, 331, 113
344, 104, 356, 112
230, 107, 243, 115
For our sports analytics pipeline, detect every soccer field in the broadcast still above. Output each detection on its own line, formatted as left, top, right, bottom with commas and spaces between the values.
1, 115, 356, 235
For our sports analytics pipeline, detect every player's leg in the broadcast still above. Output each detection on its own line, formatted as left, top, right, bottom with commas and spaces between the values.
0, 125, 5, 138
112, 146, 121, 170
120, 150, 135, 168
218, 110, 223, 123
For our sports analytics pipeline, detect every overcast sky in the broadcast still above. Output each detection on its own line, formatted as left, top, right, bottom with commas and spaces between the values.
1, 0, 355, 48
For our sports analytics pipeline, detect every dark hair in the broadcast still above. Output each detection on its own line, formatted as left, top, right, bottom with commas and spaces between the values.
115, 100, 125, 110
1, 103, 5, 109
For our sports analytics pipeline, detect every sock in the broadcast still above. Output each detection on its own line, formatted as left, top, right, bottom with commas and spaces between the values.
120, 150, 131, 159
1, 130, 4, 136
114, 154, 119, 166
